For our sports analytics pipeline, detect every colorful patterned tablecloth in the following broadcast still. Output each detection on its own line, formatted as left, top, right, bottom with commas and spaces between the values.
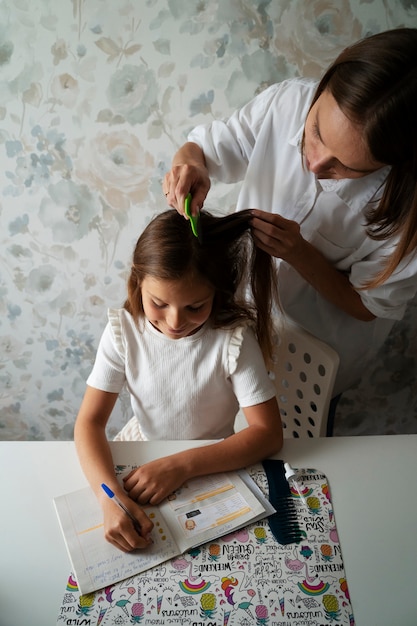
56, 464, 354, 626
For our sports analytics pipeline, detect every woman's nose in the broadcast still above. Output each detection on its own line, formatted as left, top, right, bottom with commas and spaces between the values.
308, 150, 332, 174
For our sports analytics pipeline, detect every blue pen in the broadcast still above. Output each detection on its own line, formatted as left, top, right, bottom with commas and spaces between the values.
101, 483, 142, 534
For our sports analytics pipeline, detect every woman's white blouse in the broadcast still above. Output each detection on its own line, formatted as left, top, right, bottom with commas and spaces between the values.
188, 78, 417, 394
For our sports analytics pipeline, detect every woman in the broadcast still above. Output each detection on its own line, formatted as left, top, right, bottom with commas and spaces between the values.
163, 28, 417, 411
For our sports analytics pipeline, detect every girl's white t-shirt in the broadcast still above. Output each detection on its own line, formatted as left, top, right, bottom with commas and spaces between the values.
87, 309, 276, 441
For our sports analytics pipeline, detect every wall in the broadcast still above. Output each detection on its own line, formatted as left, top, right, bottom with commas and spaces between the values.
1, 0, 417, 440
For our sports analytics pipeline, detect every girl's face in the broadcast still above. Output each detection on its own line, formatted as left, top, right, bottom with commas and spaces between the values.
141, 274, 215, 339
304, 89, 385, 180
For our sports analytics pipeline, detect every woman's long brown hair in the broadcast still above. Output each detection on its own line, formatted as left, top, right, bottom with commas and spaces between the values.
125, 209, 277, 363
303, 28, 417, 287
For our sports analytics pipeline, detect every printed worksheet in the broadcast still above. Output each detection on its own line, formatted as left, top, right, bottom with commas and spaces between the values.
175, 492, 252, 536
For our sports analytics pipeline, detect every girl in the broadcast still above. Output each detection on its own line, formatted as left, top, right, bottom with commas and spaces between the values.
74, 209, 283, 553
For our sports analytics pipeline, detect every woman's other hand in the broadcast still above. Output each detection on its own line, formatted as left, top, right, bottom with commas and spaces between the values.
250, 209, 306, 263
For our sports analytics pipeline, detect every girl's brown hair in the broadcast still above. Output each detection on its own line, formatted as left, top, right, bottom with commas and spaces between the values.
125, 209, 277, 363
304, 28, 417, 287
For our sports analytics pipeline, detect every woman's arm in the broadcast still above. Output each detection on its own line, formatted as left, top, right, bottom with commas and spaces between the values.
74, 386, 154, 551
251, 209, 376, 321
163, 142, 211, 215
123, 396, 283, 504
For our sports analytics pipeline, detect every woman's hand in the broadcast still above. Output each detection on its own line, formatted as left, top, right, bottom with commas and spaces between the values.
123, 456, 189, 505
250, 209, 375, 321
163, 142, 211, 215
250, 209, 306, 263
101, 493, 154, 553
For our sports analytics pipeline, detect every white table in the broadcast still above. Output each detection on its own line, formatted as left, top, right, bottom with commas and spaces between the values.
0, 436, 416, 626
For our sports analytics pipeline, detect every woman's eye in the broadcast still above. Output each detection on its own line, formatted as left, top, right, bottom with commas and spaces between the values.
152, 301, 166, 309
312, 122, 320, 139
188, 305, 203, 312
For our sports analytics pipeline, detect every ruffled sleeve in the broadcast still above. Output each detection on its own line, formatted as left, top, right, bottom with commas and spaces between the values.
226, 323, 276, 407
107, 308, 125, 356
227, 325, 246, 375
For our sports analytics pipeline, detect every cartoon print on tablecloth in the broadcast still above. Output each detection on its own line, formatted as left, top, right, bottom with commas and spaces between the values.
220, 575, 257, 619
208, 543, 221, 561
199, 591, 217, 618
254, 602, 269, 625
306, 495, 322, 514
56, 466, 355, 625
290, 481, 314, 500
321, 543, 334, 561
76, 591, 95, 616
285, 545, 319, 582
252, 525, 267, 543
171, 554, 213, 595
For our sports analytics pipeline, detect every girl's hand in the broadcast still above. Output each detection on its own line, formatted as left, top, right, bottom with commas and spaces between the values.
163, 142, 211, 216
123, 457, 189, 505
101, 494, 154, 553
250, 209, 306, 264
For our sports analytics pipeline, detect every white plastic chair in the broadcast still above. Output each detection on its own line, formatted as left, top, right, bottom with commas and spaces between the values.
234, 319, 340, 437
270, 319, 340, 438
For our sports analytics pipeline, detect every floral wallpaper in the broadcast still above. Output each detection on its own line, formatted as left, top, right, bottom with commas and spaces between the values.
1, 0, 417, 441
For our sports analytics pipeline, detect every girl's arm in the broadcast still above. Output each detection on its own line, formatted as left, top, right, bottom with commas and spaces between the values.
123, 396, 283, 504
74, 386, 154, 552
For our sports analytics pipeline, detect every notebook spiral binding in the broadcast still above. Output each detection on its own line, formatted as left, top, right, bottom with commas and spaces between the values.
262, 458, 303, 545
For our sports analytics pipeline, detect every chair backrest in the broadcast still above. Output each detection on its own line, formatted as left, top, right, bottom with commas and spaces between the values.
270, 319, 339, 438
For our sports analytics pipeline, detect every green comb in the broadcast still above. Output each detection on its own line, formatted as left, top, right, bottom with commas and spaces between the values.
184, 193, 200, 238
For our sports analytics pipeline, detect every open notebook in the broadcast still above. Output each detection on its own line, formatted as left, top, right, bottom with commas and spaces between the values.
54, 468, 275, 595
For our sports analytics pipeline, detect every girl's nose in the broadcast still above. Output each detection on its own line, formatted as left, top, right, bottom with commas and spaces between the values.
167, 309, 184, 330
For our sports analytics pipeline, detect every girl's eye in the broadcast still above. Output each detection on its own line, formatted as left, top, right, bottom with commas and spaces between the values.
152, 301, 166, 309
188, 305, 204, 312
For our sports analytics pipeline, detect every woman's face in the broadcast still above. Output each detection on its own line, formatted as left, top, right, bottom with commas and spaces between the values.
141, 273, 215, 339
304, 89, 385, 180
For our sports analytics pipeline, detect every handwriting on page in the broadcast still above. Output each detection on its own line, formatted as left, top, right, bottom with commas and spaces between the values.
58, 488, 179, 592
